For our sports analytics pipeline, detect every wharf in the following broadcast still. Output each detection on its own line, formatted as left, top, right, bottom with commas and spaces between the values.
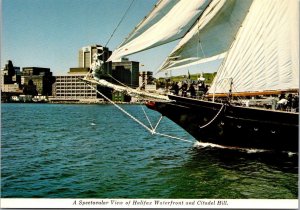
48, 98, 143, 105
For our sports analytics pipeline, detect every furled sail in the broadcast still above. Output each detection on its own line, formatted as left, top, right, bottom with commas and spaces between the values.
208, 0, 299, 95
158, 0, 253, 72
107, 0, 211, 62
83, 78, 170, 101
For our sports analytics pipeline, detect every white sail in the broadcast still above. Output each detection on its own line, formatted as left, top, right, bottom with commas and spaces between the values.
208, 0, 299, 95
158, 0, 253, 72
107, 0, 211, 62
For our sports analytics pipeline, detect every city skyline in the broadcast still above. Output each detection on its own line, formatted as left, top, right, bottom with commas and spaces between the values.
2, 0, 221, 78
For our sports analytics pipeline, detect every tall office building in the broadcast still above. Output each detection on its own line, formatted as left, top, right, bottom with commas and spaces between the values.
78, 45, 112, 75
112, 58, 140, 88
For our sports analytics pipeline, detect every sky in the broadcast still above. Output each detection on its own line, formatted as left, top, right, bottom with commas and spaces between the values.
1, 0, 221, 77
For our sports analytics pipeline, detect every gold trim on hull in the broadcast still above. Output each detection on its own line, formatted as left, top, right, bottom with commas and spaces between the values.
206, 89, 299, 98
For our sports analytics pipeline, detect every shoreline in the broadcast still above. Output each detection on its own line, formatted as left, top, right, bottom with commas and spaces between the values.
1, 101, 144, 105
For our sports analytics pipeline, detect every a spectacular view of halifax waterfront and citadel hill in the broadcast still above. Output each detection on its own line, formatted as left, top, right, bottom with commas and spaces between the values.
1, 1, 298, 208
1, 44, 216, 104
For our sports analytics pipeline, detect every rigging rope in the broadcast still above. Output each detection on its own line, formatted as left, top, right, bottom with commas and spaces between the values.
86, 82, 195, 144
108, 73, 129, 88
199, 104, 225, 129
86, 83, 152, 133
106, 73, 169, 101
141, 105, 154, 130
153, 115, 163, 133
86, 0, 197, 144
105, 0, 135, 47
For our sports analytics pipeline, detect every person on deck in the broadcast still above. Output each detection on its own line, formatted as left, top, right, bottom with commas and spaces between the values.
188, 83, 196, 98
170, 82, 179, 95
197, 78, 207, 97
287, 94, 293, 110
291, 94, 299, 112
276, 94, 288, 110
181, 82, 188, 97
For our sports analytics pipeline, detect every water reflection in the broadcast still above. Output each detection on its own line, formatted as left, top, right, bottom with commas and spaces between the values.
191, 142, 298, 173
164, 143, 299, 199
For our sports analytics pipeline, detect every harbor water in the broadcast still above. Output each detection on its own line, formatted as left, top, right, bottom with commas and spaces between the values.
1, 103, 298, 198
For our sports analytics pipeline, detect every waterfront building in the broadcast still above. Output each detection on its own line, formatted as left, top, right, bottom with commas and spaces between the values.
21, 67, 55, 96
52, 44, 116, 103
1, 61, 23, 102
1, 60, 22, 86
112, 58, 139, 88
1, 83, 22, 95
52, 68, 102, 103
52, 44, 140, 103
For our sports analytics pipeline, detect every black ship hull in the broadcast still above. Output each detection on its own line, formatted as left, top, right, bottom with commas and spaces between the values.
146, 95, 299, 153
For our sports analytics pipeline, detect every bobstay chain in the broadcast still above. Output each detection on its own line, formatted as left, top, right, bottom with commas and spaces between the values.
86, 83, 195, 144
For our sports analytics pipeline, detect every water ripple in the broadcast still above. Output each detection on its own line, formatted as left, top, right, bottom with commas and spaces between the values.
1, 103, 298, 198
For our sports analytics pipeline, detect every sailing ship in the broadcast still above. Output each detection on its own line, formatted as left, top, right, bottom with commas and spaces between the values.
87, 0, 299, 152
